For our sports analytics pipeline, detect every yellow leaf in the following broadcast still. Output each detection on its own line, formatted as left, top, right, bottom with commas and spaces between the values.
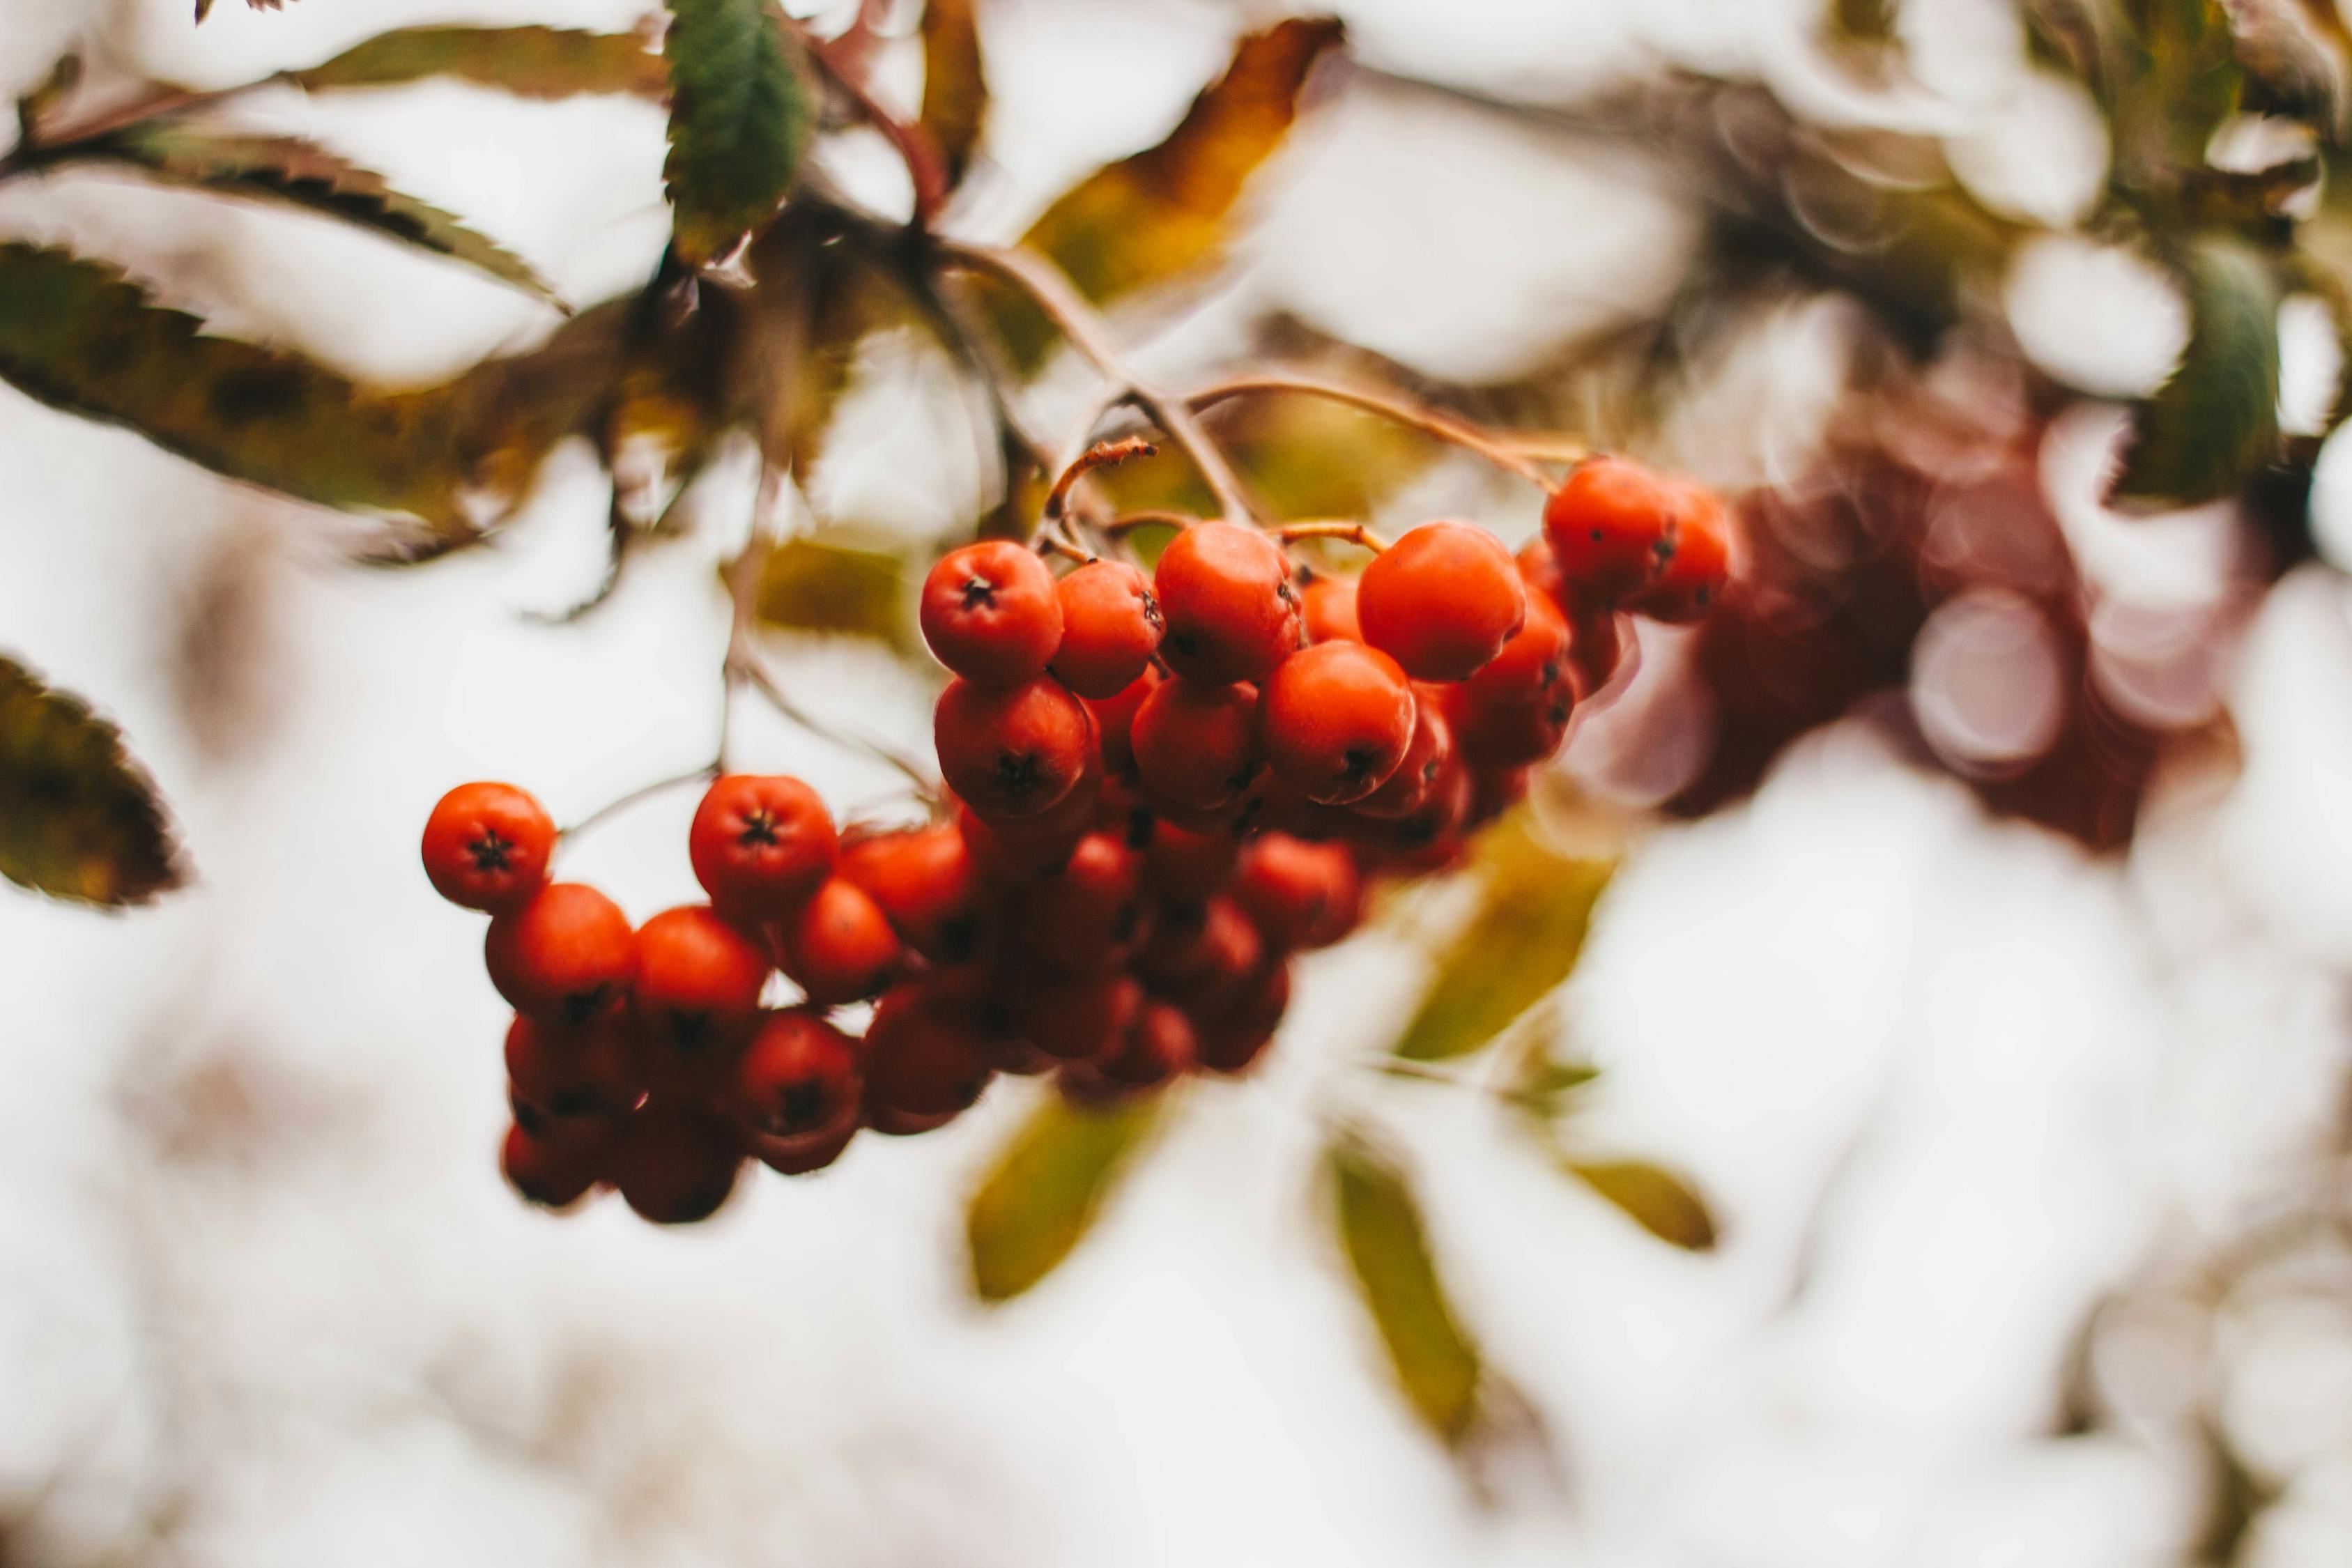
1328, 1133, 1484, 1445
1566, 1159, 1719, 1252
0, 657, 185, 907
967, 1094, 1162, 1302
919, 0, 989, 185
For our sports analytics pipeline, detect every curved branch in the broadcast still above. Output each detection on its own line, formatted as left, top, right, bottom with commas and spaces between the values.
1185, 370, 1567, 490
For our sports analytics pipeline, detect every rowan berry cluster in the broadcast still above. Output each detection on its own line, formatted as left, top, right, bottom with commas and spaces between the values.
421, 454, 1728, 1224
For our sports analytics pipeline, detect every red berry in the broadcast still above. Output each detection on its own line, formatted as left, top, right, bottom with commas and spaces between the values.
1447, 592, 1574, 769
1543, 454, 1681, 605
1193, 959, 1290, 1075
1132, 677, 1263, 812
1050, 560, 1164, 698
633, 905, 771, 1067
1096, 1001, 1197, 1089
423, 783, 556, 912
863, 980, 997, 1121
935, 676, 1093, 821
1020, 974, 1144, 1063
485, 883, 636, 1022
1259, 641, 1414, 805
1084, 664, 1165, 783
1627, 482, 1732, 622
611, 1100, 744, 1224
1562, 598, 1624, 702
780, 876, 902, 1006
956, 797, 1086, 884
1300, 573, 1362, 644
1145, 817, 1244, 904
1015, 830, 1148, 969
1354, 686, 1452, 820
920, 541, 1064, 686
1138, 897, 1263, 1012
1516, 536, 1566, 607
838, 824, 978, 963
1233, 834, 1362, 951
752, 1116, 858, 1175
1153, 522, 1302, 682
689, 774, 838, 916
500, 1120, 608, 1210
505, 1013, 642, 1124
1357, 522, 1528, 682
732, 1008, 862, 1144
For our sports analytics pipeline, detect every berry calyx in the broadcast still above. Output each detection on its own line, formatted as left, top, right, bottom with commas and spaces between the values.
422, 782, 555, 912
1153, 522, 1302, 683
632, 904, 771, 1065
1627, 480, 1731, 623
484, 882, 636, 1022
689, 774, 838, 917
919, 540, 1065, 686
732, 1008, 862, 1144
1356, 521, 1528, 682
1050, 560, 1165, 698
935, 676, 1094, 821
1258, 641, 1415, 805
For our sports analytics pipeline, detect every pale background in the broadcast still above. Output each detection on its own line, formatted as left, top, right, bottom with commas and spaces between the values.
3, 0, 2352, 1563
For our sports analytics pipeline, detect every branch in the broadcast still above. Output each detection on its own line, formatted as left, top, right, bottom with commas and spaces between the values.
786, 15, 950, 229
928, 236, 1263, 526
1186, 370, 1566, 490
559, 763, 721, 843
1276, 518, 1390, 553
731, 652, 939, 795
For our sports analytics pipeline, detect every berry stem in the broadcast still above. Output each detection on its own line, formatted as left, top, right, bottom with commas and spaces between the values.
1275, 519, 1390, 553
1102, 509, 1206, 535
1045, 436, 1158, 524
560, 763, 723, 845
928, 236, 1263, 527
1185, 371, 1568, 490
731, 653, 940, 797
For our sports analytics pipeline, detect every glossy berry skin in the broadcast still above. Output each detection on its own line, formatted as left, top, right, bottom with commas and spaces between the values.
632, 905, 771, 1063
732, 1009, 862, 1144
505, 1013, 641, 1124
1258, 641, 1415, 806
485, 883, 636, 1022
1020, 974, 1144, 1063
1357, 522, 1528, 682
1193, 959, 1291, 1075
1544, 454, 1682, 605
1096, 1001, 1197, 1089
780, 877, 902, 1006
1153, 522, 1302, 683
689, 775, 838, 917
935, 677, 1093, 822
1300, 574, 1362, 644
863, 980, 997, 1121
1086, 665, 1164, 782
1628, 482, 1731, 623
1050, 560, 1164, 699
1354, 686, 1451, 820
611, 1100, 744, 1224
423, 783, 556, 913
920, 541, 1065, 686
1233, 834, 1362, 951
1516, 536, 1566, 608
500, 1121, 608, 1210
838, 824, 978, 963
1132, 677, 1263, 812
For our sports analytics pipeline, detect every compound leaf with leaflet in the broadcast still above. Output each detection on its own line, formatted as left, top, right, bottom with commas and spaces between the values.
290, 25, 667, 100
662, 0, 815, 268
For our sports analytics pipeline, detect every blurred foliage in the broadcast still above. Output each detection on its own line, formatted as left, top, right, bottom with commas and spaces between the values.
982, 18, 1345, 371
2109, 236, 2280, 509
75, 123, 557, 304
753, 529, 917, 650
966, 1095, 1163, 1303
661, 0, 814, 269
918, 0, 987, 186
287, 25, 668, 100
0, 656, 183, 907
1390, 812, 1612, 1063
1327, 1132, 1488, 1448
1559, 1160, 1718, 1252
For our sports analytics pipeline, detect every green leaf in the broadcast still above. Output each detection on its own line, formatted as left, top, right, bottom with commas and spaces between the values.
80, 123, 558, 305
662, 0, 815, 268
1563, 1159, 1719, 1251
0, 657, 185, 907
2109, 237, 2283, 509
289, 25, 668, 100
1390, 810, 1613, 1062
919, 0, 988, 186
990, 17, 1346, 371
967, 1095, 1162, 1302
1328, 1133, 1484, 1446
754, 530, 918, 647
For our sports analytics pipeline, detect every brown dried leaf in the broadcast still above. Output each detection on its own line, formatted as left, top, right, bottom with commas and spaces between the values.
0, 657, 185, 907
